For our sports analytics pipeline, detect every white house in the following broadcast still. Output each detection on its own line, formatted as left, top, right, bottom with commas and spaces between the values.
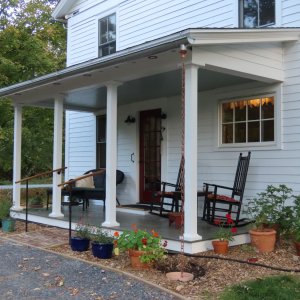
1, 0, 300, 253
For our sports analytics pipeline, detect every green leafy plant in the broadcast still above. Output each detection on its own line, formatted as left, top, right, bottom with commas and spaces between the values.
90, 227, 114, 244
29, 192, 44, 206
115, 224, 167, 263
214, 214, 237, 242
74, 223, 91, 240
247, 184, 294, 233
0, 198, 12, 220
291, 195, 300, 241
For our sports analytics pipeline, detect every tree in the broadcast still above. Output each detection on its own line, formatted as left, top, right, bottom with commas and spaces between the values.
0, 0, 66, 180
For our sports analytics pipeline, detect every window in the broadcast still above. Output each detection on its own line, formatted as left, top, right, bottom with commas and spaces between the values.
99, 14, 116, 57
240, 0, 275, 28
221, 96, 274, 145
96, 115, 106, 168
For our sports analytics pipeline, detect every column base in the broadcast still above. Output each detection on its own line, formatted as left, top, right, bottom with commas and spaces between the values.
49, 212, 64, 218
11, 206, 23, 212
102, 221, 120, 227
183, 233, 202, 241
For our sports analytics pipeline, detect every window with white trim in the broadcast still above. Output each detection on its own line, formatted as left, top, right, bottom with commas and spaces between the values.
221, 96, 274, 145
98, 14, 116, 57
240, 0, 275, 28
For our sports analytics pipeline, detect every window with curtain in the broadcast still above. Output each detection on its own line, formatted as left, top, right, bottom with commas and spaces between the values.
221, 96, 274, 145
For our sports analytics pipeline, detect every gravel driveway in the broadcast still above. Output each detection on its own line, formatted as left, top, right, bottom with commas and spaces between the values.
0, 239, 181, 300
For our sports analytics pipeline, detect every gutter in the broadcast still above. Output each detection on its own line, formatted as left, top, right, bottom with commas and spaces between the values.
0, 30, 190, 98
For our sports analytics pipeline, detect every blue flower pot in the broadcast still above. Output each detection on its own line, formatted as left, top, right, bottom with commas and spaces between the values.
70, 237, 90, 252
91, 242, 113, 259
2, 218, 15, 232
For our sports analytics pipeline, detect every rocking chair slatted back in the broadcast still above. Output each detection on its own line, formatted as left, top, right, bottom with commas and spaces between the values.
175, 157, 184, 191
232, 152, 251, 197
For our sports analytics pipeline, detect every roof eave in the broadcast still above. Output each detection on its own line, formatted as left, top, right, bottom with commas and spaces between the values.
52, 0, 74, 20
187, 28, 300, 45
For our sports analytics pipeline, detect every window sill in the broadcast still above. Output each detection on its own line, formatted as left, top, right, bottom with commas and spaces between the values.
216, 142, 282, 151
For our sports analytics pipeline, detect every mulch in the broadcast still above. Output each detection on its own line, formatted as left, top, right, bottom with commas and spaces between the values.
2, 221, 300, 299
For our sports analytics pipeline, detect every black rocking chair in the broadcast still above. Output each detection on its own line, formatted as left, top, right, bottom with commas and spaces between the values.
202, 151, 251, 226
151, 157, 184, 216
151, 157, 206, 216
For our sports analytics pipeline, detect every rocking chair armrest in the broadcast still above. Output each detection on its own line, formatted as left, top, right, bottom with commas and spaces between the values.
203, 183, 235, 192
160, 181, 178, 188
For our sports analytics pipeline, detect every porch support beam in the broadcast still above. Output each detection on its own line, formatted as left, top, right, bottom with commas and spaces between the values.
49, 96, 64, 218
184, 63, 202, 241
102, 81, 122, 228
12, 104, 23, 211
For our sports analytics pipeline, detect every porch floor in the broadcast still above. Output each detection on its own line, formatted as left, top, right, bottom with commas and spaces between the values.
12, 201, 252, 253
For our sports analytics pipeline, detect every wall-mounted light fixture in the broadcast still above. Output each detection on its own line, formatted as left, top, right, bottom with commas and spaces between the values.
161, 113, 167, 119
124, 115, 136, 124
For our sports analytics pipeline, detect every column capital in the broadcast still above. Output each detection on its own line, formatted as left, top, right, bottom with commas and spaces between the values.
184, 62, 200, 69
54, 94, 65, 101
12, 102, 23, 109
104, 81, 123, 89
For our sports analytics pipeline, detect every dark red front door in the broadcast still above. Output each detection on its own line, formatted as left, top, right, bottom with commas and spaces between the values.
139, 109, 162, 203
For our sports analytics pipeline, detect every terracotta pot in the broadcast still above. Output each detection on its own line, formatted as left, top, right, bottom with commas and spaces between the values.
249, 228, 276, 253
128, 249, 151, 269
212, 240, 229, 255
263, 223, 280, 244
294, 241, 300, 256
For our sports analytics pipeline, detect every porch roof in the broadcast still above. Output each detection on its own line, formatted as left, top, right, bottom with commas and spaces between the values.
0, 28, 299, 111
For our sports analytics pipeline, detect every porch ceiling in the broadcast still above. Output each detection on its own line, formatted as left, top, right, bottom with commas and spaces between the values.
1, 28, 299, 111
1, 48, 252, 111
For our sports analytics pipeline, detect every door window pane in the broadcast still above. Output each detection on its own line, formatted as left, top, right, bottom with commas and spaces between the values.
96, 115, 106, 168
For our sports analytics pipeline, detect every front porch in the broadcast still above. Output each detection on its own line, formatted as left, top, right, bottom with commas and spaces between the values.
11, 201, 251, 254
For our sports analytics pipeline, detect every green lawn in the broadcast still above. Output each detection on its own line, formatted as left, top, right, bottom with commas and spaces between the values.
220, 275, 300, 300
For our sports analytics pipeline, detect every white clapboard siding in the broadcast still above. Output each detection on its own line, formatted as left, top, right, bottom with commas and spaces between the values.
67, 18, 98, 66
282, 0, 300, 26
66, 0, 234, 66
66, 111, 96, 180
118, 0, 234, 49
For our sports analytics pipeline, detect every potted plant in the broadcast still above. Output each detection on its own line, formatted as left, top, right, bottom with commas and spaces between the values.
248, 185, 294, 238
90, 227, 115, 259
212, 214, 237, 255
0, 198, 15, 232
115, 224, 167, 269
70, 223, 91, 252
246, 185, 294, 253
29, 192, 44, 208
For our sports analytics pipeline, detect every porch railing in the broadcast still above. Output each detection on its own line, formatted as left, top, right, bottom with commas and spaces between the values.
59, 169, 105, 243
15, 167, 67, 232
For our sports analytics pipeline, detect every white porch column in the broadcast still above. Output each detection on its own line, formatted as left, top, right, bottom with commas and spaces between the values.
49, 96, 64, 218
184, 64, 202, 241
102, 82, 121, 227
12, 104, 23, 211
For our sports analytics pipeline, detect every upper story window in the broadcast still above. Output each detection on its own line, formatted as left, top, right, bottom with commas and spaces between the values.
99, 14, 116, 57
221, 96, 274, 145
240, 0, 275, 28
